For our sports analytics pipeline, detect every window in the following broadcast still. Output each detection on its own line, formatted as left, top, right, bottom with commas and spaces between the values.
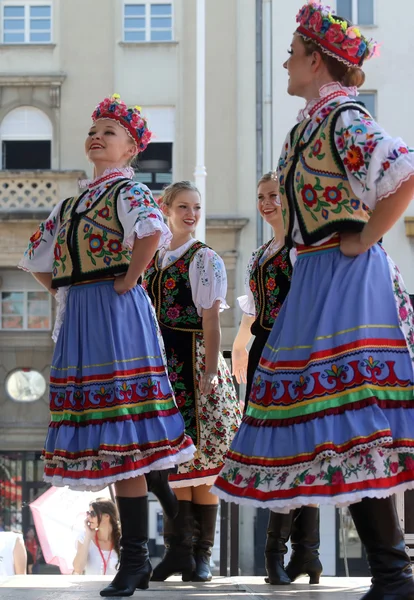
1, 106, 52, 169
2, 3, 52, 43
0, 291, 51, 330
124, 2, 173, 42
136, 142, 173, 192
351, 91, 377, 119
336, 0, 375, 26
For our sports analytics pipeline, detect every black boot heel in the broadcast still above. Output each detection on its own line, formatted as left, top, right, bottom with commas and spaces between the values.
264, 510, 293, 585
100, 496, 152, 598
285, 507, 322, 584
191, 504, 219, 582
151, 500, 196, 582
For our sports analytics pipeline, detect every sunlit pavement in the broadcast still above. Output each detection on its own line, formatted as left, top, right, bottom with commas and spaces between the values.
0, 575, 371, 599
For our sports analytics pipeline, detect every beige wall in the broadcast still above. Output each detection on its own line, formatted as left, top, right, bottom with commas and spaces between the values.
0, 0, 260, 451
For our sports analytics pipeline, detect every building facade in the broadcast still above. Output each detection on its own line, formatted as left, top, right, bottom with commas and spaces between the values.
0, 0, 413, 577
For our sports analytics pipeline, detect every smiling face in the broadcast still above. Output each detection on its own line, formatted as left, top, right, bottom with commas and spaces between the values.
283, 33, 321, 98
163, 190, 201, 236
85, 119, 137, 170
257, 179, 282, 228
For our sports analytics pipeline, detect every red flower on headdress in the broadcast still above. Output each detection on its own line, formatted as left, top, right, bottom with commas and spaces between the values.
342, 37, 361, 57
299, 5, 312, 24
309, 10, 323, 32
325, 23, 345, 45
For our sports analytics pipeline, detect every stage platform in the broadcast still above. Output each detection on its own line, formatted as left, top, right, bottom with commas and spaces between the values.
0, 574, 372, 599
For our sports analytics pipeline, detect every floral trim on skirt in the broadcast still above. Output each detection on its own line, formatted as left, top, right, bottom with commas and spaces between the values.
212, 241, 414, 510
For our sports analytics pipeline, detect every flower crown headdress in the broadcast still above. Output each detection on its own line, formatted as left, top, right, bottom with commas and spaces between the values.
91, 94, 152, 154
296, 1, 379, 68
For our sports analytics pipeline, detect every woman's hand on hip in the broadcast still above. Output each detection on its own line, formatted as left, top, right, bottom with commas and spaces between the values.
114, 275, 136, 295
340, 232, 369, 257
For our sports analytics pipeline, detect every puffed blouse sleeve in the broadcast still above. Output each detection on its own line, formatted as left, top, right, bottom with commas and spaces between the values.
117, 181, 172, 249
237, 249, 258, 317
18, 199, 64, 273
333, 109, 414, 209
189, 246, 229, 316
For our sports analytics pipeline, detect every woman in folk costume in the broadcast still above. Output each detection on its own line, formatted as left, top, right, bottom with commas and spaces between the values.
143, 181, 241, 582
19, 94, 195, 597
232, 172, 322, 586
213, 3, 414, 598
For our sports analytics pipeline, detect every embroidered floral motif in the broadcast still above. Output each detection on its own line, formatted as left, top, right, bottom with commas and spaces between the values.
25, 216, 56, 259
249, 244, 292, 330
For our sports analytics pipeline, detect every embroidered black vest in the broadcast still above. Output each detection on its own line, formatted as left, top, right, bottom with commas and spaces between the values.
51, 179, 131, 288
278, 102, 372, 245
143, 241, 208, 331
250, 243, 292, 334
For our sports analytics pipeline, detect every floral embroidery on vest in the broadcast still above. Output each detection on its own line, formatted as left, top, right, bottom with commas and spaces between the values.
250, 244, 292, 331
278, 102, 372, 245
144, 241, 207, 331
52, 179, 131, 288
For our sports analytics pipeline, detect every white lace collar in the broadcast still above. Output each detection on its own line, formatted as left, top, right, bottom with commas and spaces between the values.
79, 167, 135, 189
297, 82, 358, 122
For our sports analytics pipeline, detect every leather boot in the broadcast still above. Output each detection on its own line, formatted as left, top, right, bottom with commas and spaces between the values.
191, 504, 218, 582
145, 469, 179, 519
264, 510, 293, 585
285, 507, 323, 584
151, 500, 196, 582
100, 496, 152, 597
349, 496, 414, 600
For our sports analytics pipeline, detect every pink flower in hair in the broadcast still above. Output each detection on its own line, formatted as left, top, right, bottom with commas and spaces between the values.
309, 10, 323, 32
346, 26, 359, 40
342, 37, 361, 57
325, 23, 345, 44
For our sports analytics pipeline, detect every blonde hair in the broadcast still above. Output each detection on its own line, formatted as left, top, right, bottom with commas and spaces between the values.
160, 181, 200, 208
257, 171, 278, 188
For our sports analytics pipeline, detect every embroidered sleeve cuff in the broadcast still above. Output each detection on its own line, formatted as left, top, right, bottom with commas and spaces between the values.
125, 217, 172, 249
377, 153, 414, 202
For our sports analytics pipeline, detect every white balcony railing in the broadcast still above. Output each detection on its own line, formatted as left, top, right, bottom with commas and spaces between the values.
0, 170, 86, 213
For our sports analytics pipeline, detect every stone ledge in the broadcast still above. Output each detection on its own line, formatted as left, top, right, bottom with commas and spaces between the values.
0, 71, 64, 86
207, 216, 249, 231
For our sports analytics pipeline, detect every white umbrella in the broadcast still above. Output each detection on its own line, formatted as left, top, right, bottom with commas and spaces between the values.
30, 486, 113, 574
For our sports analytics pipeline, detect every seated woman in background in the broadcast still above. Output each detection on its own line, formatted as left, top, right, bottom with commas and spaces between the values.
73, 498, 120, 576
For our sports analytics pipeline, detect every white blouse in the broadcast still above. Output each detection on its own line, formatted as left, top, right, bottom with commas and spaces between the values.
75, 532, 118, 576
237, 239, 296, 317
157, 238, 229, 316
278, 83, 414, 245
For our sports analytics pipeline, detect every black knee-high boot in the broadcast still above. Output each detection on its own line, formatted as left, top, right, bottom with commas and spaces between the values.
192, 504, 218, 582
100, 496, 152, 597
285, 507, 323, 584
145, 469, 179, 519
264, 510, 293, 585
151, 500, 196, 582
349, 496, 414, 600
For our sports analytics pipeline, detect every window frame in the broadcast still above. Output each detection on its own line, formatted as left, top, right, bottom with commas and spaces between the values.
123, 1, 174, 43
357, 91, 377, 119
0, 289, 52, 331
1, 1, 53, 45
336, 0, 376, 27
